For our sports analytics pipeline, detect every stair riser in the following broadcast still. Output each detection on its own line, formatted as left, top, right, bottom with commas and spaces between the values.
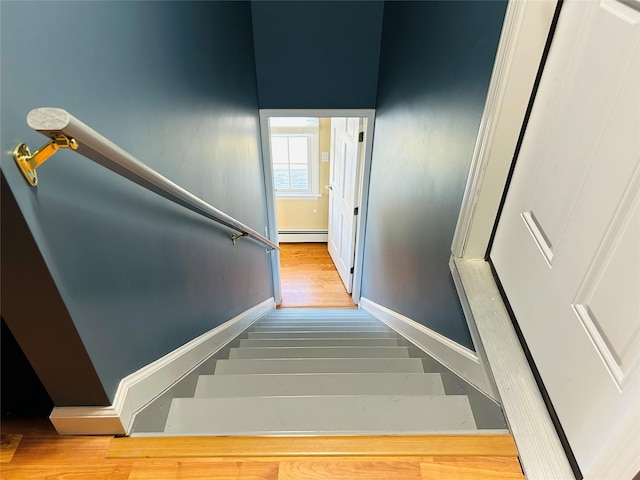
252, 326, 390, 332
262, 310, 372, 317
247, 331, 397, 339
259, 316, 377, 321
194, 373, 446, 397
257, 321, 381, 327
214, 358, 425, 374
165, 395, 476, 435
228, 346, 410, 359
239, 338, 399, 347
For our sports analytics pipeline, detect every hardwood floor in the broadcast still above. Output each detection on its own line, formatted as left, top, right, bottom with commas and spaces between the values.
1, 419, 525, 479
278, 243, 356, 309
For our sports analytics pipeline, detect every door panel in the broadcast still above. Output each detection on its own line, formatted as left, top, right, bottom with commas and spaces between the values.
491, 0, 640, 475
328, 117, 362, 292
573, 195, 640, 389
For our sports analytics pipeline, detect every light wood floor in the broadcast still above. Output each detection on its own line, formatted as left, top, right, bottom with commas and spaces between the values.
279, 243, 356, 309
1, 419, 525, 479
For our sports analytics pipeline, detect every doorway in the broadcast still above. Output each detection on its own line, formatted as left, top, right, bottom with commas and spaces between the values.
259, 109, 375, 307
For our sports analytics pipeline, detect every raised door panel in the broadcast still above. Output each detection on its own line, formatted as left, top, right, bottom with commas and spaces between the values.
520, 0, 640, 266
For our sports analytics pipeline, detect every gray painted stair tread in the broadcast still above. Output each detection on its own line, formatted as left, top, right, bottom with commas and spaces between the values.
194, 373, 445, 397
262, 309, 373, 317
252, 326, 390, 332
256, 324, 382, 330
164, 395, 476, 435
260, 313, 374, 318
228, 346, 410, 359
257, 321, 381, 327
214, 358, 425, 374
239, 338, 399, 347
247, 331, 397, 339
259, 316, 378, 321
260, 317, 376, 323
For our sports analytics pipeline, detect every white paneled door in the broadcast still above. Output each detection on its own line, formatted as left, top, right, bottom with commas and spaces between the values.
491, 0, 639, 477
328, 117, 362, 293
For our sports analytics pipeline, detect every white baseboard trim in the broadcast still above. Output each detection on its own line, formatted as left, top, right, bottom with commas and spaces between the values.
359, 297, 494, 397
278, 230, 328, 243
50, 297, 275, 435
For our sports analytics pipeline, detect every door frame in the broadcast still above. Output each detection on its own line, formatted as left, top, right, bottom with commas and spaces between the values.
259, 109, 376, 306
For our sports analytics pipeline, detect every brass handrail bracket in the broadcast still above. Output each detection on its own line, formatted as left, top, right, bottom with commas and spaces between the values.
13, 134, 78, 186
231, 232, 249, 245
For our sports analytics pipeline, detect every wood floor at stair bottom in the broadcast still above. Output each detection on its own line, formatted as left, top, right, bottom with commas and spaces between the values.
107, 434, 519, 458
0, 420, 525, 480
279, 243, 356, 309
105, 435, 525, 479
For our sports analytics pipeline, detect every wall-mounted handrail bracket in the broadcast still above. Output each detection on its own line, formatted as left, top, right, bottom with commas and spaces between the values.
231, 232, 249, 245
13, 134, 78, 186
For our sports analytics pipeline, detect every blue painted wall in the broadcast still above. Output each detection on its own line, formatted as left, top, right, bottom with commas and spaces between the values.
251, 1, 384, 109
362, 1, 506, 348
1, 1, 271, 404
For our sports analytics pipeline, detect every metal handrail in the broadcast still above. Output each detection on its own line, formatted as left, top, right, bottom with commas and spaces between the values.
13, 107, 278, 251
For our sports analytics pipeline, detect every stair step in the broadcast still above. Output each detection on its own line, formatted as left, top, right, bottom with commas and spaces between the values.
214, 358, 425, 374
259, 315, 377, 321
252, 325, 390, 332
247, 331, 397, 339
228, 346, 410, 359
260, 317, 375, 323
239, 338, 399, 347
164, 395, 476, 435
262, 308, 374, 318
257, 320, 381, 327
194, 373, 445, 397
261, 312, 374, 317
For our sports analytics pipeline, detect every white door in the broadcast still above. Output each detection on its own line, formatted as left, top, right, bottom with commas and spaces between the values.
491, 0, 639, 477
328, 117, 362, 293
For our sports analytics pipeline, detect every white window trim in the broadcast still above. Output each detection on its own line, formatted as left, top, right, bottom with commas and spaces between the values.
270, 125, 319, 198
275, 192, 322, 200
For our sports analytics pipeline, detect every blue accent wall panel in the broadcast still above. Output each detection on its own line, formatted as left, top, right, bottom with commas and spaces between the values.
362, 1, 506, 349
1, 1, 271, 404
251, 1, 384, 109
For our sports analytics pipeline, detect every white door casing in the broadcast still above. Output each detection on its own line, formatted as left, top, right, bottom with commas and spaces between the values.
328, 117, 363, 293
491, 0, 640, 477
259, 109, 375, 305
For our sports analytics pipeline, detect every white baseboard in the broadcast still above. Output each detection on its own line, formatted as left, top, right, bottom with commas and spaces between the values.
278, 230, 328, 243
50, 298, 275, 435
359, 297, 494, 397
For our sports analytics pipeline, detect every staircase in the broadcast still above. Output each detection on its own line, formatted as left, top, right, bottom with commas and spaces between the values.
159, 308, 486, 436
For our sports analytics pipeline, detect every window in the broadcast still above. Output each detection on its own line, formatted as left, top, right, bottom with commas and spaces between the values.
269, 117, 319, 198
